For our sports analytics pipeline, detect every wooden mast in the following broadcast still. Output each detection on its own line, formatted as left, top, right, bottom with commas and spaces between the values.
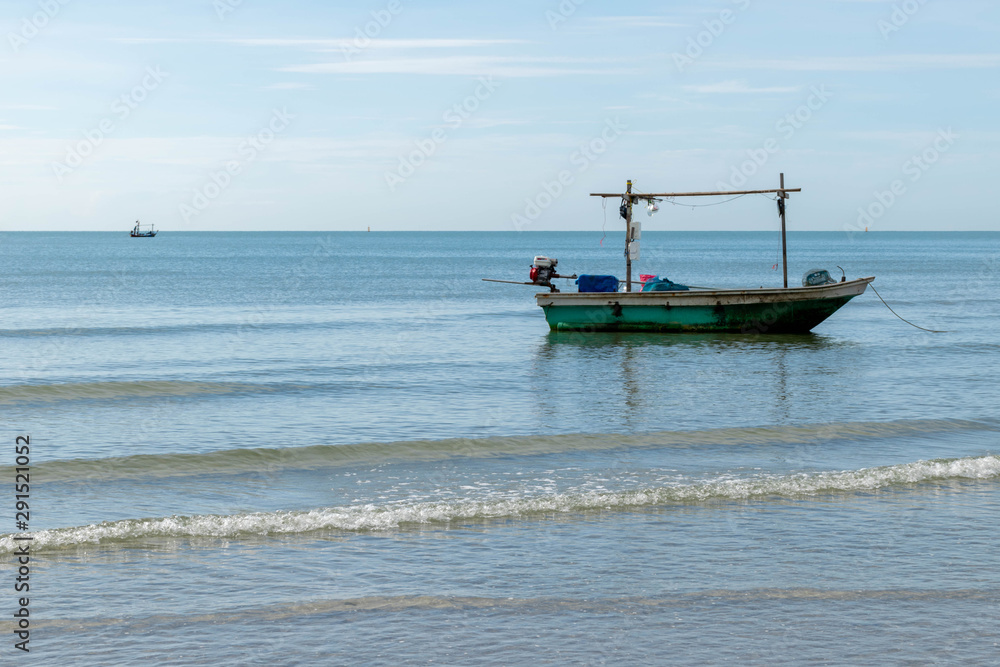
625, 180, 633, 292
779, 173, 788, 288
590, 177, 801, 290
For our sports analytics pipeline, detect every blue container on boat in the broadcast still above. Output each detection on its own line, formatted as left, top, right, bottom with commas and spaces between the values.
576, 275, 619, 293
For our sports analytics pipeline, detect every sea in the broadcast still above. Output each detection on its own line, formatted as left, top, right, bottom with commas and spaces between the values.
0, 231, 998, 665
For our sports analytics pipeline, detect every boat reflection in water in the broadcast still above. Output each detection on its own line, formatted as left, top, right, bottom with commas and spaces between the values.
530, 331, 854, 433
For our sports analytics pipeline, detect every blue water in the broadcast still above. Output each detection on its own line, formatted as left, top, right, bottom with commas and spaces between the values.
0, 231, 998, 665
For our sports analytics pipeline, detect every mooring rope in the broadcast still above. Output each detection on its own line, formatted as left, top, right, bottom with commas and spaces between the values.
870, 284, 947, 333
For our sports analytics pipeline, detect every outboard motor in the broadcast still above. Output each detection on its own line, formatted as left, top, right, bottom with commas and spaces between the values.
802, 268, 837, 287
530, 256, 571, 292
530, 256, 557, 285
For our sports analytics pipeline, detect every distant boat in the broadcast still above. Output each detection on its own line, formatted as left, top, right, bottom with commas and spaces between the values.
484, 173, 873, 334
130, 221, 157, 237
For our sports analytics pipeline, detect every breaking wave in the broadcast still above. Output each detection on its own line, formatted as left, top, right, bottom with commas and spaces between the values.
4, 454, 998, 554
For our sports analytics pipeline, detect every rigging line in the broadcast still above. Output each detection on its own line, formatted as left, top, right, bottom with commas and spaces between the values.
773, 208, 782, 271
664, 193, 751, 208
600, 198, 607, 246
869, 284, 948, 333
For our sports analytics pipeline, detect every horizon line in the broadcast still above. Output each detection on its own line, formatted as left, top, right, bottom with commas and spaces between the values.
0, 229, 995, 234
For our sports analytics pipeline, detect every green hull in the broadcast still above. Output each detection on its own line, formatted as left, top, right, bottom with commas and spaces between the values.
542, 296, 853, 333
537, 278, 873, 334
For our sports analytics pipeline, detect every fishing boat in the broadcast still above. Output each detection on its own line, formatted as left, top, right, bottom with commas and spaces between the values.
130, 221, 157, 237
486, 174, 873, 334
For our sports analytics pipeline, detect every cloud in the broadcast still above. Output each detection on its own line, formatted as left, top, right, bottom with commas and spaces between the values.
838, 130, 943, 141
0, 136, 406, 177
683, 80, 800, 94
265, 38, 526, 51
108, 37, 188, 44
262, 82, 317, 91
278, 56, 617, 77
836, 129, 1000, 143
111, 37, 526, 50
0, 104, 57, 111
708, 54, 1000, 71
460, 118, 531, 129
584, 16, 687, 28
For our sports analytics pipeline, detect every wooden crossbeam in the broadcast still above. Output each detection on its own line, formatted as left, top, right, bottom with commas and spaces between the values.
590, 187, 800, 198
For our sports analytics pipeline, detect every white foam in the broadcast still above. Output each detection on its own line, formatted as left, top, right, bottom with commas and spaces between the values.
4, 455, 998, 553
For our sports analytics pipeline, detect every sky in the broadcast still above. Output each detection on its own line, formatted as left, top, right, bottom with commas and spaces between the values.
0, 0, 997, 231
